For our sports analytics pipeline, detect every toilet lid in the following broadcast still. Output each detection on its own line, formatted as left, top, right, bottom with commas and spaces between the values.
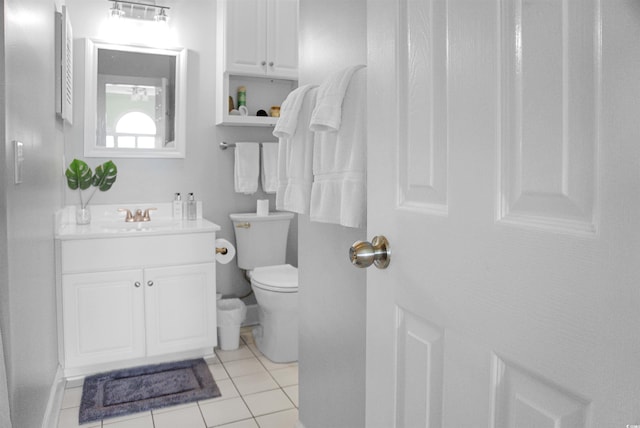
251, 264, 298, 293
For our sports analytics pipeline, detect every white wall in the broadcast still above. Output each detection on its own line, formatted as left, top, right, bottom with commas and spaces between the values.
297, 1, 367, 427
1, 0, 66, 426
64, 0, 298, 298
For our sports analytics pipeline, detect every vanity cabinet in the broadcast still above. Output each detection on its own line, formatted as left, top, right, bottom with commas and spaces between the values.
56, 224, 219, 378
216, 0, 298, 127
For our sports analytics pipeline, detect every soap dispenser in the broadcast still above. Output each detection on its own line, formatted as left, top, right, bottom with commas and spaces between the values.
172, 193, 183, 219
186, 193, 197, 220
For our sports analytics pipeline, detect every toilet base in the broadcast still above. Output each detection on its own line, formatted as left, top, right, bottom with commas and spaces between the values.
252, 311, 298, 364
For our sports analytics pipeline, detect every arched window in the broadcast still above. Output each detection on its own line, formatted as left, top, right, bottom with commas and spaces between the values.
107, 111, 157, 149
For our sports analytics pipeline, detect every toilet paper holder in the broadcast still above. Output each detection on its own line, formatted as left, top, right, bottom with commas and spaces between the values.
216, 247, 228, 255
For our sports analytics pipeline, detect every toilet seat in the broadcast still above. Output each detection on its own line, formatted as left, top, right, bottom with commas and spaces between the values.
251, 264, 298, 293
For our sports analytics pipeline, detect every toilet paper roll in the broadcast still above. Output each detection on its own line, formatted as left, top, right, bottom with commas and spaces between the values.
238, 105, 249, 116
256, 199, 269, 216
215, 238, 236, 264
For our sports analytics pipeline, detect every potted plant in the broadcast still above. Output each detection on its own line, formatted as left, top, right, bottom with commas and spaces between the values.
65, 159, 118, 225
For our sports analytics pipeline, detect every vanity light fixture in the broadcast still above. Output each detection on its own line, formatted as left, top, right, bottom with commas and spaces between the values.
107, 0, 169, 22
108, 1, 125, 19
154, 8, 169, 23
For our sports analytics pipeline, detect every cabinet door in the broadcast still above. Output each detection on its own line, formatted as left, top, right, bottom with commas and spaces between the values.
225, 0, 268, 76
266, 0, 298, 79
62, 270, 145, 368
144, 263, 216, 356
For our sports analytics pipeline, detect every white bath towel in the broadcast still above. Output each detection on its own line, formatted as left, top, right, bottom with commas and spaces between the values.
234, 142, 260, 194
261, 142, 279, 194
309, 67, 367, 228
309, 64, 366, 133
273, 84, 317, 139
274, 87, 318, 214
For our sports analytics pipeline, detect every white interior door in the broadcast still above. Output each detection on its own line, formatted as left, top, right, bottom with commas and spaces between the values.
365, 0, 640, 426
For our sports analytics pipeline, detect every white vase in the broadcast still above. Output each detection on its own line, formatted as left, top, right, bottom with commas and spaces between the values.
75, 206, 91, 225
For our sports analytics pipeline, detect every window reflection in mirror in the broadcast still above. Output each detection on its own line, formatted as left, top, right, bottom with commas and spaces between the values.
84, 40, 187, 158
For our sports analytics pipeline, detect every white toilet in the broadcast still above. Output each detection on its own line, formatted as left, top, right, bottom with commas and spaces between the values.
229, 211, 298, 363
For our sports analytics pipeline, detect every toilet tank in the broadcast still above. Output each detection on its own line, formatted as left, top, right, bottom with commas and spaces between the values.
230, 212, 294, 270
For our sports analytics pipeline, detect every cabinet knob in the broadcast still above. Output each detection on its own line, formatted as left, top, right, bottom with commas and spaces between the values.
147, 280, 154, 287
268, 61, 274, 67
261, 61, 266, 66
134, 281, 141, 288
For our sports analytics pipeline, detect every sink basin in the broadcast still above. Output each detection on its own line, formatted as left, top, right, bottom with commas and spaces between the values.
98, 220, 180, 233
55, 203, 221, 240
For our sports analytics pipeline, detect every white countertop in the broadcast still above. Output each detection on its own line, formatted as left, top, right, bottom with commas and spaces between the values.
55, 203, 221, 240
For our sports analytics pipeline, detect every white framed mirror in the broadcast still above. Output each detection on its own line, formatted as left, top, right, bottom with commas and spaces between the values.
84, 39, 187, 158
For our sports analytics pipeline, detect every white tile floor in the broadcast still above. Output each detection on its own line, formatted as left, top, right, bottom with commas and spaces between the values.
57, 327, 298, 428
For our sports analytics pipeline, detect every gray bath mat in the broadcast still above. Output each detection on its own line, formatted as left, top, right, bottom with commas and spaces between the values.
79, 358, 220, 423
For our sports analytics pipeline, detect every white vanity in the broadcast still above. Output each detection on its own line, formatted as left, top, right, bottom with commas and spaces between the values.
54, 204, 220, 378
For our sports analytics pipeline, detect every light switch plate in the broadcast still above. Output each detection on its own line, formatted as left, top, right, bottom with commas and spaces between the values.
14, 140, 23, 184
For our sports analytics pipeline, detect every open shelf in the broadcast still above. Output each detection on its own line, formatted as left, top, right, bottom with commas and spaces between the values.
216, 73, 297, 127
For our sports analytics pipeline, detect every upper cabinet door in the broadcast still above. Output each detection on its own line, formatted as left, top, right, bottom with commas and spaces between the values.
266, 0, 298, 79
225, 0, 267, 76
223, 0, 298, 79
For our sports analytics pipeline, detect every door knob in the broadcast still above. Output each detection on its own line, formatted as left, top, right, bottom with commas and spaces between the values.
349, 236, 390, 269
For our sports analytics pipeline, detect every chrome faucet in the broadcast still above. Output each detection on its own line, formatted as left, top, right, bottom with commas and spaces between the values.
118, 207, 157, 222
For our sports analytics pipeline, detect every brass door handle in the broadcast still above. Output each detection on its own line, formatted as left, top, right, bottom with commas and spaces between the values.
349, 236, 390, 269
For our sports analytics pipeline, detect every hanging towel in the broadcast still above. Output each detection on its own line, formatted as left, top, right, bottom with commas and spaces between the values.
273, 84, 317, 139
309, 64, 366, 133
274, 86, 318, 213
261, 142, 279, 194
234, 142, 260, 194
309, 66, 367, 228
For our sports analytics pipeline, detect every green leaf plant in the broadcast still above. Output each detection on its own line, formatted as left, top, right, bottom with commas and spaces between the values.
65, 159, 118, 208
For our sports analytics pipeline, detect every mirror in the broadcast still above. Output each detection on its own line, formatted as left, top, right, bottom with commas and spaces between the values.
84, 39, 187, 158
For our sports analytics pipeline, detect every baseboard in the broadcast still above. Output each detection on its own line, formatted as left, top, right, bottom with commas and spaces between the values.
41, 365, 65, 428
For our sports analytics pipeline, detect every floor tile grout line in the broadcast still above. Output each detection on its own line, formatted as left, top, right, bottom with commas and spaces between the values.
223, 337, 296, 423
222, 334, 299, 414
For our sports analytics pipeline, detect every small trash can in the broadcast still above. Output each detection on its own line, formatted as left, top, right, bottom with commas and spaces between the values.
216, 298, 247, 351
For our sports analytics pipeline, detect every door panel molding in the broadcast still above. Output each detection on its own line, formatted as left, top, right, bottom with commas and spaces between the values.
498, 0, 601, 236
395, 307, 444, 427
397, 0, 448, 215
491, 355, 591, 428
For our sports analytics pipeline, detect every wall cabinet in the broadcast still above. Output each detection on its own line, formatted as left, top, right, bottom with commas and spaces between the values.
223, 0, 298, 79
56, 228, 218, 378
216, 0, 298, 126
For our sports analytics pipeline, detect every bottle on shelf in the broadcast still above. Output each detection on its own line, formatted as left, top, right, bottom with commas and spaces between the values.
237, 86, 246, 107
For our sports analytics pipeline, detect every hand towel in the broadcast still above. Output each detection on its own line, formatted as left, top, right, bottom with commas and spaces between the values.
234, 142, 260, 194
273, 84, 317, 139
309, 64, 366, 133
309, 67, 367, 228
275, 87, 318, 214
261, 142, 279, 194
